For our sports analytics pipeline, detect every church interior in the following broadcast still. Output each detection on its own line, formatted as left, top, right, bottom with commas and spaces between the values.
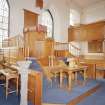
0, 0, 105, 105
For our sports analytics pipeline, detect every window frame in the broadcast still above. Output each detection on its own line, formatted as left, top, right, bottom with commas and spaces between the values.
6, 0, 10, 36
0, 0, 10, 48
0, 0, 10, 36
42, 9, 54, 39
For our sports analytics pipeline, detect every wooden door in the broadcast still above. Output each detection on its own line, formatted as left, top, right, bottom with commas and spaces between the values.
24, 9, 38, 27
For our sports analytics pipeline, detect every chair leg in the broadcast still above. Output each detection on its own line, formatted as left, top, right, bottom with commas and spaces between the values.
60, 71, 63, 88
75, 72, 78, 83
6, 78, 8, 99
48, 79, 52, 88
50, 80, 52, 88
16, 76, 19, 95
54, 74, 57, 82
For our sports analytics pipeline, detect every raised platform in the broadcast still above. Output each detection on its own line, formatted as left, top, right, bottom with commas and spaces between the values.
43, 79, 100, 105
0, 78, 100, 105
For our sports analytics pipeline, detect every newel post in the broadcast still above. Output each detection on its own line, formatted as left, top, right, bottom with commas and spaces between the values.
17, 61, 31, 105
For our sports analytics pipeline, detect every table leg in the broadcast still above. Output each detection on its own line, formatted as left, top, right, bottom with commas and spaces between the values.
68, 72, 72, 91
6, 78, 8, 99
60, 70, 63, 88
54, 72, 58, 82
75, 72, 78, 82
93, 64, 96, 79
84, 69, 87, 81
16, 76, 19, 95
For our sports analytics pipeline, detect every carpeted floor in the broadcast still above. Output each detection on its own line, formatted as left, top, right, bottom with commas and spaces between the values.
42, 77, 99, 104
0, 78, 104, 105
0, 86, 20, 105
77, 79, 105, 105
0, 85, 33, 105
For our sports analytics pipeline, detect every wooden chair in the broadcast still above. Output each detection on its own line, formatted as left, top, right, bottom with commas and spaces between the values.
49, 56, 69, 83
0, 69, 19, 99
38, 57, 60, 87
42, 66, 54, 87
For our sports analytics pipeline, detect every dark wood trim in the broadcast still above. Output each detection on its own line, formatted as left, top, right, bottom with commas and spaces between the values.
43, 9, 54, 39
36, 0, 43, 9
23, 9, 39, 15
67, 84, 100, 105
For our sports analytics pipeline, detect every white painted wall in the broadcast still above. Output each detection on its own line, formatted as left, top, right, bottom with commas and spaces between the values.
8, 0, 81, 42
44, 0, 82, 42
69, 0, 82, 26
81, 0, 105, 24
8, 0, 41, 36
39, 0, 70, 42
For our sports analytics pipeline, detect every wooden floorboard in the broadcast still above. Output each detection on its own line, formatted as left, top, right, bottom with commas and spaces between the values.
43, 103, 65, 105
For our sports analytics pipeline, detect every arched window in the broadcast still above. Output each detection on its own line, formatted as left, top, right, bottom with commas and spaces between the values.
0, 0, 9, 47
41, 10, 54, 38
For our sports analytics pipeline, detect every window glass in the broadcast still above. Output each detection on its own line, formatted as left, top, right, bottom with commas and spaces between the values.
0, 0, 9, 48
41, 10, 53, 38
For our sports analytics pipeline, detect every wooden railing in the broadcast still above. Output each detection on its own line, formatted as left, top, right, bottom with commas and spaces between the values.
1, 35, 42, 105
1, 35, 30, 65
54, 42, 69, 50
54, 42, 81, 57
69, 42, 81, 57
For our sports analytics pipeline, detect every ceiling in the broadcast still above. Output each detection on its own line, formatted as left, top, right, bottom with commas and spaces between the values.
73, 0, 105, 8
